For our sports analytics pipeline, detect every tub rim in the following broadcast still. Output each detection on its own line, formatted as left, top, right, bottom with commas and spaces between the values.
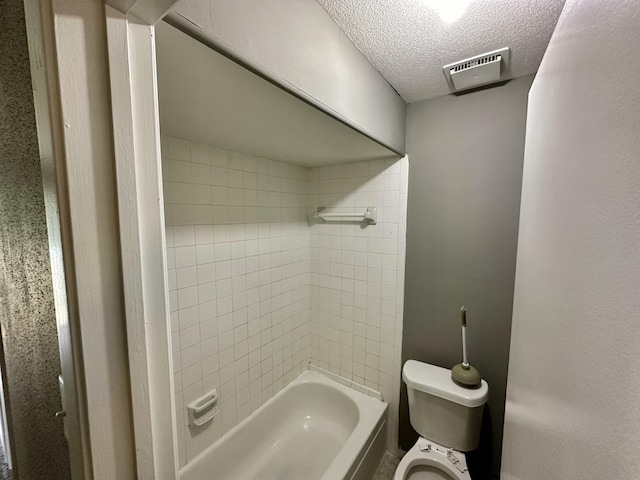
179, 368, 388, 480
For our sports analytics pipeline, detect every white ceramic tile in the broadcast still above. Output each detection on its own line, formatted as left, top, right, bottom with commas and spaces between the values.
176, 266, 198, 289
180, 325, 201, 350
196, 245, 214, 265
174, 226, 195, 246
190, 142, 209, 165
175, 246, 196, 268
192, 163, 212, 185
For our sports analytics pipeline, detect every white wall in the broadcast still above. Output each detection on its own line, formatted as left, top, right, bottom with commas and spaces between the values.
170, 0, 406, 153
502, 1, 640, 478
307, 157, 408, 452
161, 135, 311, 466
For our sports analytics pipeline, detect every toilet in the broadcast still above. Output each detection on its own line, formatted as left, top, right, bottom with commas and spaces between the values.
394, 360, 489, 480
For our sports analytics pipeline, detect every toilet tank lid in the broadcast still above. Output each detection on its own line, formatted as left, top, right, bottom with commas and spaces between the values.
403, 360, 488, 408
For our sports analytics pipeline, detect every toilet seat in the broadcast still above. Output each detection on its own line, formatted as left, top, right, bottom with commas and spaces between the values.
394, 438, 471, 480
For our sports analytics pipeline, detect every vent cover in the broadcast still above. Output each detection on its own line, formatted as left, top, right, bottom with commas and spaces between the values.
443, 48, 510, 92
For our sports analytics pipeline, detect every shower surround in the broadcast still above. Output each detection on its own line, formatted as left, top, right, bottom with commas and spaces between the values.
307, 157, 408, 453
161, 135, 407, 466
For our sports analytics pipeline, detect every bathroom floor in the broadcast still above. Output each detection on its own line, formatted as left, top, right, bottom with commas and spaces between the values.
372, 451, 401, 480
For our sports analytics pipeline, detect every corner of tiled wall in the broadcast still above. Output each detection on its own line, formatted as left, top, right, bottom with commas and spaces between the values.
307, 156, 408, 453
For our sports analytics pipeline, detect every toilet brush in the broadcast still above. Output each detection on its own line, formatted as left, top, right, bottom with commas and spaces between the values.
451, 307, 482, 388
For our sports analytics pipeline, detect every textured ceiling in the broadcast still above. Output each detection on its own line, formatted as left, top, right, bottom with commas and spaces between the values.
316, 0, 565, 103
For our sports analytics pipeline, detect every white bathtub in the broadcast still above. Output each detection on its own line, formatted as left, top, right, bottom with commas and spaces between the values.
180, 370, 388, 480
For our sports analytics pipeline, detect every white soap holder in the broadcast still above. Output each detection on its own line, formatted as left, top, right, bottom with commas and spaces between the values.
187, 389, 218, 428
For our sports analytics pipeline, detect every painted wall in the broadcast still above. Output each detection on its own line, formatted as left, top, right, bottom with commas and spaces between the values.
307, 157, 408, 452
171, 0, 406, 153
401, 75, 534, 479
0, 1, 70, 478
161, 135, 311, 466
502, 1, 640, 478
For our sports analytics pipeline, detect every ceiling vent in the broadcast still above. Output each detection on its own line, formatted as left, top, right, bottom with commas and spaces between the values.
443, 48, 510, 93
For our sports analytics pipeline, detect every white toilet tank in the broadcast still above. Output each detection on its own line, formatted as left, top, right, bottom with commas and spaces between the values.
403, 360, 488, 452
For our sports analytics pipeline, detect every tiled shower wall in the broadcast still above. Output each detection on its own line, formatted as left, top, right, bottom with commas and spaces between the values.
307, 158, 408, 451
161, 134, 408, 465
161, 135, 311, 465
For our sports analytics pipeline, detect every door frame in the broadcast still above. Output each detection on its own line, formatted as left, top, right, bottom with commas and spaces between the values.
104, 5, 178, 478
21, 0, 180, 478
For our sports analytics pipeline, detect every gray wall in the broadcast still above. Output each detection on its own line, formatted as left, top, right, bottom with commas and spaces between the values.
401, 75, 534, 479
0, 1, 70, 478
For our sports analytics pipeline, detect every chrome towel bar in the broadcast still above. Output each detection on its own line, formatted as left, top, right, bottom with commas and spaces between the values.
313, 207, 377, 225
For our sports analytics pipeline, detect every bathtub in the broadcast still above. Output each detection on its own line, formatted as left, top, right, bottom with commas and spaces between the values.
180, 370, 388, 480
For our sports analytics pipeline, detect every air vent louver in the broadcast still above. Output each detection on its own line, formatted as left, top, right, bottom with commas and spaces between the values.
451, 54, 501, 74
443, 48, 510, 92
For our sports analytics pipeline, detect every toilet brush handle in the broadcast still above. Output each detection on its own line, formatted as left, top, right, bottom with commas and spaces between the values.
461, 307, 469, 368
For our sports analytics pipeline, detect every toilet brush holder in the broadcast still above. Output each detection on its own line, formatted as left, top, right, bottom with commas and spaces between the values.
451, 307, 482, 388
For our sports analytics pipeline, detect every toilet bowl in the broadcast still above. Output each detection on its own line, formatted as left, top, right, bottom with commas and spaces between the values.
394, 438, 470, 480
394, 360, 488, 480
